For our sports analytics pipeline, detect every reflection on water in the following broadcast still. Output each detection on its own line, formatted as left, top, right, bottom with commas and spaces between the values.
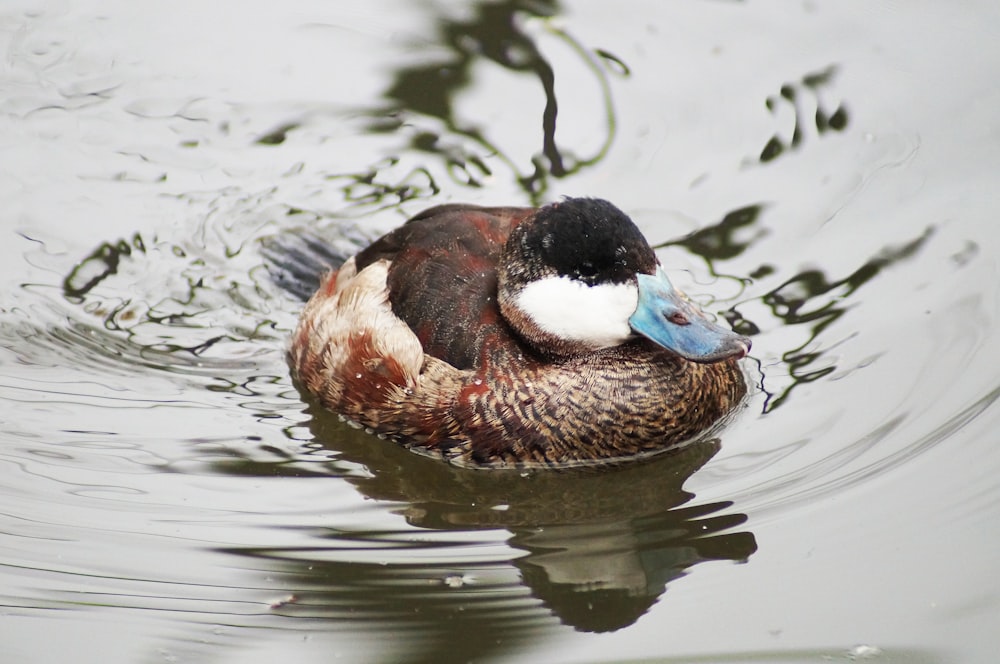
364, 0, 622, 203
3, 0, 1000, 662
752, 228, 933, 411
663, 205, 934, 412
759, 65, 849, 163
512, 503, 753, 633
216, 405, 754, 646
325, 157, 443, 212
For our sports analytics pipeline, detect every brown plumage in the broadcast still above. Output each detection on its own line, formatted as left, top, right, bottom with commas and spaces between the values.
290, 199, 749, 468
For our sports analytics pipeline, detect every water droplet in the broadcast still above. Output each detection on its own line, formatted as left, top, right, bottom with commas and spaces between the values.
355, 372, 363, 379
848, 645, 883, 660
442, 574, 474, 588
268, 594, 298, 610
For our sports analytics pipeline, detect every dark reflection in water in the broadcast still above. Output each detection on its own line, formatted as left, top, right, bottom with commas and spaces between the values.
325, 157, 444, 213
662, 207, 934, 412
216, 405, 755, 652
512, 501, 753, 633
759, 66, 849, 163
658, 205, 766, 278
62, 234, 146, 301
753, 228, 933, 411
363, 0, 622, 203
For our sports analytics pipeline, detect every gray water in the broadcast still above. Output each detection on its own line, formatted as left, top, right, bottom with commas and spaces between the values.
1, 1, 999, 662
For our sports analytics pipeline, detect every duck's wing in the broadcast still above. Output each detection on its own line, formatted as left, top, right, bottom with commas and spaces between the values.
354, 205, 534, 371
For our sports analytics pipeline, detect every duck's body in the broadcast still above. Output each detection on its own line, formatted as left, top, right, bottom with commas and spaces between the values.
291, 199, 749, 468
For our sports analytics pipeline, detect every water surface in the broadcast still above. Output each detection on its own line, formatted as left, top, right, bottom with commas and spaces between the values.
1, 1, 999, 662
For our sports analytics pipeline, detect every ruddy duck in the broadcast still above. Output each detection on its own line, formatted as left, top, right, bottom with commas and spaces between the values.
290, 198, 750, 468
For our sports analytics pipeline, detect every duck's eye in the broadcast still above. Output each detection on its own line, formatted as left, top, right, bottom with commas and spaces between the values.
576, 261, 598, 280
667, 311, 690, 326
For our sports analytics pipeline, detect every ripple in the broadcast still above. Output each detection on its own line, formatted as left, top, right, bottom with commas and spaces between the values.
3, 1, 1000, 662
218, 412, 760, 634
5, 195, 323, 389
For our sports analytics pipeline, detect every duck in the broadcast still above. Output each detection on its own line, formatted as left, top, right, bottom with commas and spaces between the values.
290, 197, 750, 468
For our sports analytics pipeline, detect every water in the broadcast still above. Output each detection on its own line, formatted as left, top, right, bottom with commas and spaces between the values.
2, 1, 999, 662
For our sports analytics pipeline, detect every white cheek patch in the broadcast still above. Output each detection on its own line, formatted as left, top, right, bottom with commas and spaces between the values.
514, 276, 639, 348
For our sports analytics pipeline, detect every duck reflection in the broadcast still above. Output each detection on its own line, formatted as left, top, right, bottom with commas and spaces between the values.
223, 403, 756, 640
511, 502, 754, 632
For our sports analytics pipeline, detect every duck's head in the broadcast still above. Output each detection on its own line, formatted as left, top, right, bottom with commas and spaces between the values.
497, 197, 751, 361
